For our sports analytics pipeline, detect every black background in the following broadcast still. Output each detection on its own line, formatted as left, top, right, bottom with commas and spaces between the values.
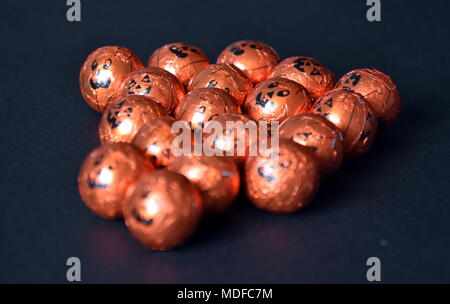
1, 0, 449, 283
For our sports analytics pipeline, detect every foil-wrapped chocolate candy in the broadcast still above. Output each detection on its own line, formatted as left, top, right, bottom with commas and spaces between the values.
78, 143, 154, 219
124, 169, 203, 250
245, 77, 313, 124
335, 68, 401, 126
311, 88, 378, 156
270, 56, 335, 100
217, 40, 280, 83
119, 67, 185, 113
147, 42, 210, 86
175, 88, 241, 130
280, 114, 344, 175
245, 139, 320, 214
168, 155, 240, 215
188, 63, 253, 105
203, 113, 257, 165
99, 95, 168, 144
132, 117, 176, 167
79, 46, 143, 112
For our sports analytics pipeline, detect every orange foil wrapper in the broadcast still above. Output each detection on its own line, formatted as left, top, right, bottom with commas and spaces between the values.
245, 77, 313, 123
132, 117, 177, 167
99, 95, 169, 144
188, 63, 253, 105
124, 169, 203, 250
217, 40, 280, 83
203, 113, 257, 165
147, 42, 210, 86
168, 155, 240, 215
119, 67, 185, 113
311, 88, 378, 156
78, 143, 154, 219
79, 46, 143, 112
175, 88, 241, 130
270, 56, 335, 100
280, 114, 344, 175
335, 68, 401, 126
245, 139, 320, 214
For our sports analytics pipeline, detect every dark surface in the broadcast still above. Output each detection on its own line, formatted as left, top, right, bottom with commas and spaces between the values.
1, 0, 449, 283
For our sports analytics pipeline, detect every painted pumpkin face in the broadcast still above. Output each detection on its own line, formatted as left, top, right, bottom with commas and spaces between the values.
217, 40, 280, 83
175, 88, 241, 130
78, 143, 154, 219
245, 78, 313, 123
123, 169, 203, 250
335, 69, 401, 126
270, 56, 335, 100
147, 43, 210, 86
120, 67, 185, 113
79, 46, 143, 112
311, 88, 378, 156
99, 95, 168, 144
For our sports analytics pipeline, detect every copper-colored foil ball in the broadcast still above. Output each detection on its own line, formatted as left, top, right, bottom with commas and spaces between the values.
279, 114, 344, 175
203, 113, 257, 165
79, 46, 144, 112
244, 77, 313, 123
270, 56, 335, 100
217, 40, 280, 83
334, 68, 401, 126
188, 63, 253, 105
175, 88, 241, 130
168, 155, 240, 215
99, 95, 168, 144
245, 139, 320, 214
132, 117, 176, 167
311, 88, 378, 156
119, 67, 185, 113
147, 42, 210, 86
78, 143, 154, 219
124, 169, 203, 250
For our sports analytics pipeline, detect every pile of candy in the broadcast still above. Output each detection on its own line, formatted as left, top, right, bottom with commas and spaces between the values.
78, 41, 400, 250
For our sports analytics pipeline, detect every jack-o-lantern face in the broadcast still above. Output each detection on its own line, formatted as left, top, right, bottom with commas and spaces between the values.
77, 143, 153, 219
245, 78, 313, 123
188, 63, 253, 105
99, 95, 168, 144
175, 88, 240, 131
89, 58, 113, 90
244, 139, 320, 214
126, 73, 152, 96
120, 67, 185, 113
147, 43, 210, 86
228, 42, 263, 56
86, 153, 111, 189
291, 57, 324, 76
334, 69, 401, 126
255, 81, 290, 108
168, 44, 202, 58
279, 114, 344, 175
311, 88, 378, 156
123, 169, 203, 250
270, 56, 335, 100
256, 151, 297, 184
79, 46, 143, 112
217, 40, 280, 83
337, 71, 362, 89
106, 100, 128, 129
